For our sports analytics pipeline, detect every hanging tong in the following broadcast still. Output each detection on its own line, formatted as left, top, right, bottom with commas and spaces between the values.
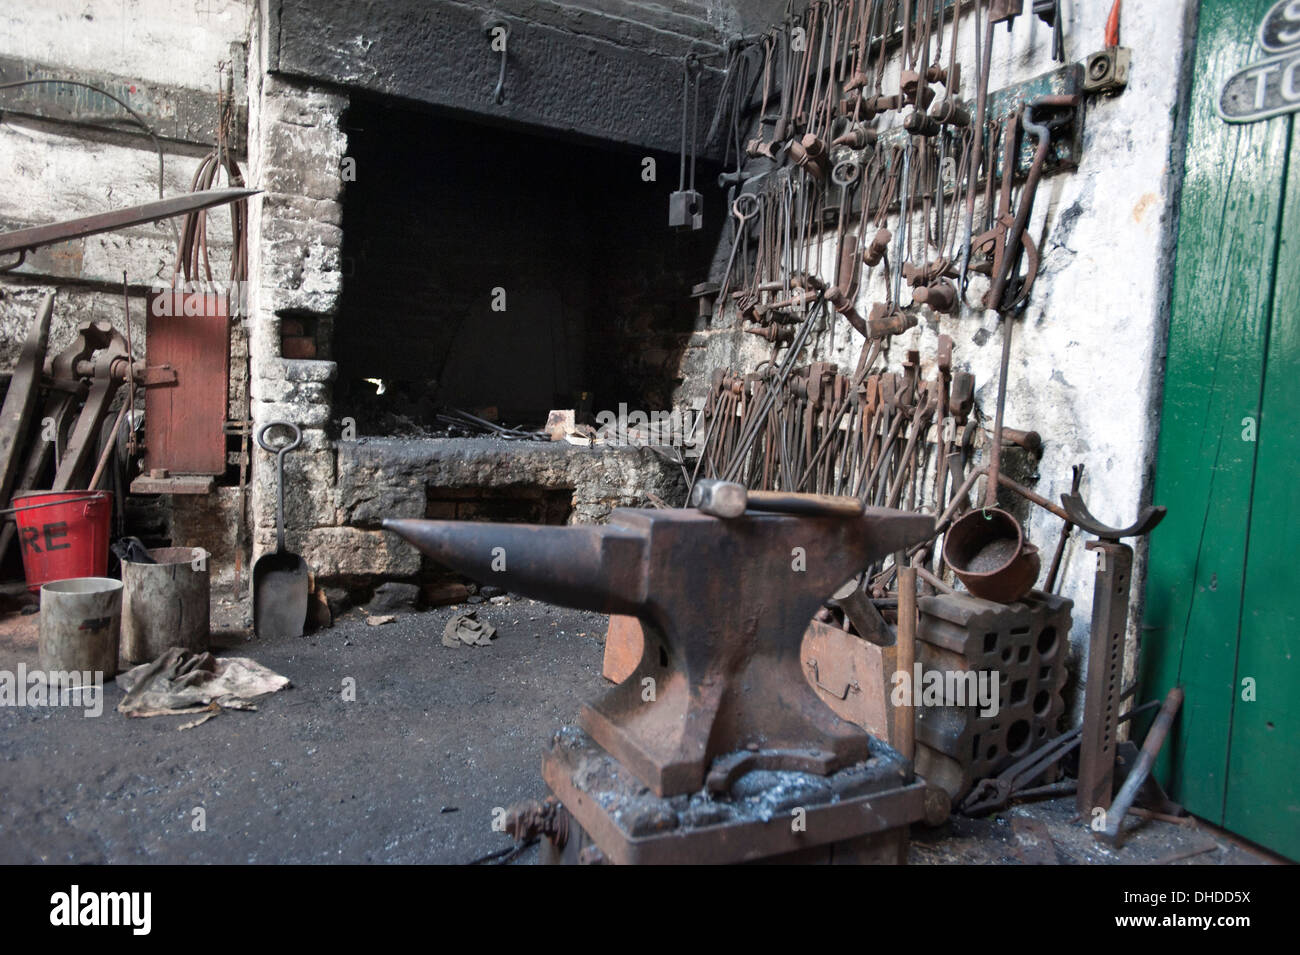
973, 95, 1077, 313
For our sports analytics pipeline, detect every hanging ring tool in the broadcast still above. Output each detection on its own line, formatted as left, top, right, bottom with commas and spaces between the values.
487, 21, 510, 104
719, 192, 760, 301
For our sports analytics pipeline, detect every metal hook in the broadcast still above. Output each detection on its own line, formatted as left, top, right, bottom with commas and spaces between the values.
486, 21, 510, 104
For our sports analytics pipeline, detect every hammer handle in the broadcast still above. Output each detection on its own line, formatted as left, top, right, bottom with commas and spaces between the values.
745, 491, 864, 517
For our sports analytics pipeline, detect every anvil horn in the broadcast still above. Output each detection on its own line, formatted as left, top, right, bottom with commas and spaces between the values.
382, 518, 647, 615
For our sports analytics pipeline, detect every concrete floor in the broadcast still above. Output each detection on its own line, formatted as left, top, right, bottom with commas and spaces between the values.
0, 601, 1277, 865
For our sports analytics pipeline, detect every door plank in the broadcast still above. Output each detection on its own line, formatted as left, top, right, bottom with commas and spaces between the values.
1224, 112, 1300, 861
1141, 0, 1288, 822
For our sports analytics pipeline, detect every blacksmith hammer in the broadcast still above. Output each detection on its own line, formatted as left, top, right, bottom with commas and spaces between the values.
689, 478, 865, 519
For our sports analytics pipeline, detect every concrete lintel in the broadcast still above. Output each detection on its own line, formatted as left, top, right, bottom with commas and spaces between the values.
272, 0, 727, 157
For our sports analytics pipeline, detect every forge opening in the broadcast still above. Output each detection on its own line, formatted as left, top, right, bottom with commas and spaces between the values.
425, 484, 574, 525
331, 96, 721, 437
419, 483, 575, 593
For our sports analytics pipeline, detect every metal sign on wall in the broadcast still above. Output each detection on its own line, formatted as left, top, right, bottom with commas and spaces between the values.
1219, 0, 1300, 122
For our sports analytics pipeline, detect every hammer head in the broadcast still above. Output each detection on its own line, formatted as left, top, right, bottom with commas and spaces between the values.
688, 478, 747, 519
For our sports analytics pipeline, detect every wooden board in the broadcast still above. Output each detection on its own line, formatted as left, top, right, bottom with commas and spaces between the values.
0, 292, 53, 506
602, 613, 644, 684
143, 291, 230, 477
1225, 110, 1300, 856
0, 54, 247, 153
129, 474, 215, 495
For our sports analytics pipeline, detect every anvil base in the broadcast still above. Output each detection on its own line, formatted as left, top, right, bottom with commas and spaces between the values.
536, 726, 926, 865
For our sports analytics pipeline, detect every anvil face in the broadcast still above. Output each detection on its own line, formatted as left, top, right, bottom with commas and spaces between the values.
385, 506, 934, 797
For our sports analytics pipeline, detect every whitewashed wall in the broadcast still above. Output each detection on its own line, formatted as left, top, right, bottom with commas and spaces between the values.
0, 0, 252, 362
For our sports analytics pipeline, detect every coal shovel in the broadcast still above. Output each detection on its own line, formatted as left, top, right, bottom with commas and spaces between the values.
253, 421, 308, 637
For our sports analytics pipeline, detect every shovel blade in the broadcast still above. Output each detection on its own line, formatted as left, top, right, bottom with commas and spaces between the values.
253, 550, 309, 638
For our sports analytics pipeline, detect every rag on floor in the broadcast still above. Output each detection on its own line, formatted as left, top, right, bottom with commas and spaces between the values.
442, 610, 496, 647
116, 647, 290, 721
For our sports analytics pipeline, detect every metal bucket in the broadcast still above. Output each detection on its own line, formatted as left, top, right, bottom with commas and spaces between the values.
38, 577, 123, 677
121, 546, 210, 664
943, 507, 1041, 604
13, 490, 113, 592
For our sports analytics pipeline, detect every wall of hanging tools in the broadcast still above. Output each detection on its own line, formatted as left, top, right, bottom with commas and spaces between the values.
674, 0, 1196, 696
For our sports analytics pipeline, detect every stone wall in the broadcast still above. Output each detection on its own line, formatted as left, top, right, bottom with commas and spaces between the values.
0, 0, 253, 583
307, 439, 685, 590
241, 0, 708, 594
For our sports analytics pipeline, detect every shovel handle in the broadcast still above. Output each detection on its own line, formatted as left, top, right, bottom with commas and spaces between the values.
257, 421, 301, 554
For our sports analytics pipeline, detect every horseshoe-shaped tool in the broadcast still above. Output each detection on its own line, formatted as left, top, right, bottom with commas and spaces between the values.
1060, 492, 1166, 542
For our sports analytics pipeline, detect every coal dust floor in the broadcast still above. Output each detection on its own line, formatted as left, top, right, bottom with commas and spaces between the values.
0, 600, 605, 865
0, 604, 1271, 865
910, 802, 1272, 865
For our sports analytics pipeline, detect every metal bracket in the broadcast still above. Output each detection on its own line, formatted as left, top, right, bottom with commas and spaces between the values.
0, 55, 248, 153
1084, 47, 1131, 95
985, 63, 1085, 179
1059, 491, 1166, 541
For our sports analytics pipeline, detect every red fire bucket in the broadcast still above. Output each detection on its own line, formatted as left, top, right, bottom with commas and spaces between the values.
11, 490, 113, 592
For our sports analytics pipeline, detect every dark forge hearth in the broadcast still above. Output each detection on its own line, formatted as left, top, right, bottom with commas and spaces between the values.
332, 97, 722, 437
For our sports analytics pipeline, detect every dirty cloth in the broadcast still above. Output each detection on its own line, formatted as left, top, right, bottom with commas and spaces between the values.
116, 647, 289, 718
111, 537, 155, 564
442, 611, 496, 648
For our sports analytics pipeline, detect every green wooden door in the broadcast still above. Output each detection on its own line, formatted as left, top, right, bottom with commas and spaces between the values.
1142, 0, 1300, 860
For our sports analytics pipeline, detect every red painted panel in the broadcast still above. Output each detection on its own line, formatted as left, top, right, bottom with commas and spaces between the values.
143, 290, 230, 475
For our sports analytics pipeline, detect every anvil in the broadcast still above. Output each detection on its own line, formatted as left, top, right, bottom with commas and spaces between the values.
385, 506, 933, 797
